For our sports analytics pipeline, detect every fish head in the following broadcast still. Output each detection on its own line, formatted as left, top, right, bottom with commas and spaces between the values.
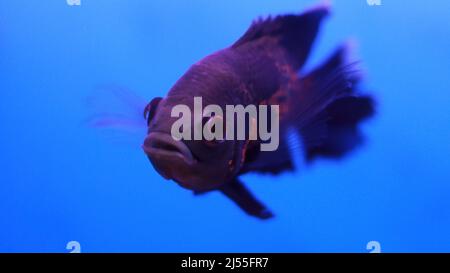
142, 96, 242, 191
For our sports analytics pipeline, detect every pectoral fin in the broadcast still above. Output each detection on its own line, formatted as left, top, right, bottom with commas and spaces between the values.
219, 178, 274, 219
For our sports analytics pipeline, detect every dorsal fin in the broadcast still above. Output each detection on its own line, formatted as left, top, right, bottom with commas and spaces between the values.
232, 4, 330, 70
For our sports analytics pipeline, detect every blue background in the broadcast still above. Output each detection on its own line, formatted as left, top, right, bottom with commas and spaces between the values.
1, 0, 449, 252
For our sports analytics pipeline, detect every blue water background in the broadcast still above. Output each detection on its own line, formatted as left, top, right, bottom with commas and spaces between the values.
0, 0, 449, 252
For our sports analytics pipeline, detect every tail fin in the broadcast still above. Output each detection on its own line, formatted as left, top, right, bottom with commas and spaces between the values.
306, 95, 374, 161
290, 44, 375, 161
232, 4, 330, 70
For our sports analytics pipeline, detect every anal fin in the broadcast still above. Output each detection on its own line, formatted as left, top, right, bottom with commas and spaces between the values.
219, 178, 274, 220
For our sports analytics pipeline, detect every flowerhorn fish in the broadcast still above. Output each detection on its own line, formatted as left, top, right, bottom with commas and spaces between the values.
141, 4, 375, 219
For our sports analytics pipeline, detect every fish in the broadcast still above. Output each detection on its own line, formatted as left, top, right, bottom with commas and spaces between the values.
141, 4, 375, 219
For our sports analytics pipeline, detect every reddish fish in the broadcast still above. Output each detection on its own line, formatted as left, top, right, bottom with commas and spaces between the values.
140, 5, 375, 219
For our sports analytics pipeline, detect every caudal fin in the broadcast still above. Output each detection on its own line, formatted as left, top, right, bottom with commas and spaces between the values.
290, 44, 375, 161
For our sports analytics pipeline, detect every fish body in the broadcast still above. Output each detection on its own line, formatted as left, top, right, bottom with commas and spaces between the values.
142, 5, 374, 219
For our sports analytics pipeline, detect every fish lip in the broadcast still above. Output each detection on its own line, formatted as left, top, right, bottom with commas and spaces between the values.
142, 132, 197, 167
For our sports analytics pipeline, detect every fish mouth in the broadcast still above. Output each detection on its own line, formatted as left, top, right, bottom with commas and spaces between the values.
142, 132, 197, 181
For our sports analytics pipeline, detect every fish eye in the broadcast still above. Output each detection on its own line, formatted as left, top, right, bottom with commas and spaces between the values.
143, 97, 162, 125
